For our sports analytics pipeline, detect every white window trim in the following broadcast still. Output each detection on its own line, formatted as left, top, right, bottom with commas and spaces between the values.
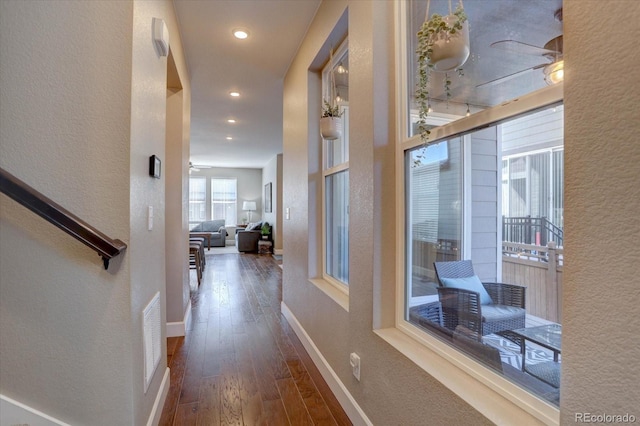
391, 2, 563, 423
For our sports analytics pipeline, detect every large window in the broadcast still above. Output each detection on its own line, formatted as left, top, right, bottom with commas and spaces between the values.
392, 0, 565, 421
211, 178, 237, 225
188, 177, 206, 226
402, 107, 564, 410
322, 40, 349, 288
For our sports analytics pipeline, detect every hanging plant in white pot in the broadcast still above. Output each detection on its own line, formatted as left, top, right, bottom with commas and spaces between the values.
320, 101, 343, 140
320, 48, 344, 140
416, 0, 469, 142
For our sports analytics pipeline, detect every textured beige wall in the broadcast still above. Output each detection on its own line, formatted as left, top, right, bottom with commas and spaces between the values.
0, 1, 134, 424
262, 154, 283, 251
166, 89, 189, 323
562, 0, 640, 421
0, 1, 189, 424
283, 1, 491, 424
164, 15, 192, 328
129, 1, 191, 424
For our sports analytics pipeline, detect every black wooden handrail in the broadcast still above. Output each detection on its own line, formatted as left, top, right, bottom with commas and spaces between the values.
0, 168, 127, 269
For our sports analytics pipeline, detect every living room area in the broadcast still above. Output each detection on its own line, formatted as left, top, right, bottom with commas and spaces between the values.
187, 155, 283, 258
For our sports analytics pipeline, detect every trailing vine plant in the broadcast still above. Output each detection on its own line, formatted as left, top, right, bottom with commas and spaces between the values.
415, 2, 468, 143
322, 47, 343, 119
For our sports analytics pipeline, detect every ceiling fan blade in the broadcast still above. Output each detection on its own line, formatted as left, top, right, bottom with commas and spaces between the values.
476, 63, 546, 88
490, 40, 560, 57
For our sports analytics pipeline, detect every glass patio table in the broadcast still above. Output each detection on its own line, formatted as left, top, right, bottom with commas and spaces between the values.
510, 323, 562, 387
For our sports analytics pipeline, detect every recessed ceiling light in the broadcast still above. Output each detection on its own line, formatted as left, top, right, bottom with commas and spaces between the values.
226, 136, 233, 140
229, 91, 240, 97
233, 29, 249, 40
227, 119, 236, 123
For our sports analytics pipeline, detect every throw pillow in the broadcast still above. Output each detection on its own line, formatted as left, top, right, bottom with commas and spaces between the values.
250, 222, 262, 231
440, 275, 493, 305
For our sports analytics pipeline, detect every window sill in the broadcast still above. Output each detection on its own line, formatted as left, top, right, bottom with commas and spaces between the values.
374, 326, 559, 425
309, 278, 349, 312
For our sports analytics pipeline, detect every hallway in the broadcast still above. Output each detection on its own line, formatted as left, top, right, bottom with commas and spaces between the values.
159, 252, 351, 425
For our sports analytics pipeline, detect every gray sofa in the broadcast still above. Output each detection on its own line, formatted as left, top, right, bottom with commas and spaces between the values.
190, 220, 227, 248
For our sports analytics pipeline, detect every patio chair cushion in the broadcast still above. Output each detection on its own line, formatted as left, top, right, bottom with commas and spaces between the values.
440, 275, 493, 305
481, 304, 524, 323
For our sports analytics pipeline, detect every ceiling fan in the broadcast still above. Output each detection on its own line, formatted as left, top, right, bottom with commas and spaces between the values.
477, 9, 563, 88
189, 162, 213, 172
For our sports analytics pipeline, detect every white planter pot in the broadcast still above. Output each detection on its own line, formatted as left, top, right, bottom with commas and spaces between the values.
320, 116, 343, 140
428, 16, 470, 71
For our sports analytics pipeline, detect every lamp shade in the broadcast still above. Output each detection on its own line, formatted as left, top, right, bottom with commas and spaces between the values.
242, 201, 256, 211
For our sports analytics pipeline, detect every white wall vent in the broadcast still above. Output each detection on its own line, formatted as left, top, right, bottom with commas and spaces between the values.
143, 292, 162, 393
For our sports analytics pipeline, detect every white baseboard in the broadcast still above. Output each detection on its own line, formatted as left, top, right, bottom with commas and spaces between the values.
147, 367, 170, 426
0, 394, 70, 426
280, 302, 372, 426
166, 299, 192, 337
274, 248, 283, 255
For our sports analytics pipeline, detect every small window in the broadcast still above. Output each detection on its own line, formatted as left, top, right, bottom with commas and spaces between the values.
211, 178, 237, 225
322, 39, 349, 288
188, 177, 206, 227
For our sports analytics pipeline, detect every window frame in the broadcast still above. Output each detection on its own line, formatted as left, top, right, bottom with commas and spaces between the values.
210, 177, 238, 226
380, 2, 565, 424
321, 38, 350, 294
188, 176, 207, 228
404, 135, 467, 311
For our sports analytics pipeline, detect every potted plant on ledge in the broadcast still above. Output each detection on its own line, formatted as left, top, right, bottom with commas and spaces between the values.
416, 0, 469, 142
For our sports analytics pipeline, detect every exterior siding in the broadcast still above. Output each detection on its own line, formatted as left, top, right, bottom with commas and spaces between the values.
471, 129, 499, 281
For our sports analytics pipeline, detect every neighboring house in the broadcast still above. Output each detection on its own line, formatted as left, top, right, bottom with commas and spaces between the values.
502, 106, 565, 246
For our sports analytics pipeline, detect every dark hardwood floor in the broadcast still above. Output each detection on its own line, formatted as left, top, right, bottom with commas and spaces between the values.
159, 252, 351, 426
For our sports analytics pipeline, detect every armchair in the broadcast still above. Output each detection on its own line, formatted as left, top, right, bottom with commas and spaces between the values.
236, 229, 261, 252
434, 260, 526, 339
236, 221, 271, 252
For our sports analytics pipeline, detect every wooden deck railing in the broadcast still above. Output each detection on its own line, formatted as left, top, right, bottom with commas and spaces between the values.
0, 168, 127, 269
502, 241, 563, 322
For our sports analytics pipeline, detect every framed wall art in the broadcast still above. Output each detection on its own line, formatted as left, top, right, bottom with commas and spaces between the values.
264, 182, 272, 213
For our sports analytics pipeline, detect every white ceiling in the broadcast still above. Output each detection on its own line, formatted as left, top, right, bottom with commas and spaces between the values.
175, 0, 562, 170
174, 0, 321, 169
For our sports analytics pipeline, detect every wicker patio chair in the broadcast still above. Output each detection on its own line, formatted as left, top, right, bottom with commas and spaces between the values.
434, 260, 526, 339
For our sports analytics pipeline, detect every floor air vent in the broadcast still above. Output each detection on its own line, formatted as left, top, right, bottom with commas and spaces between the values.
143, 292, 161, 393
